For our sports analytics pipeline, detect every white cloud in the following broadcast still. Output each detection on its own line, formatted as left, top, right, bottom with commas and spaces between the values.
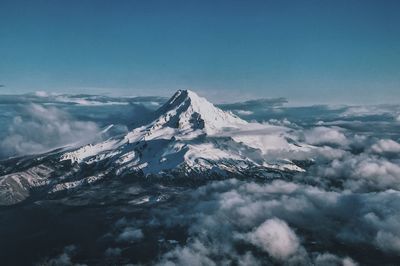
0, 104, 100, 158
34, 90, 49, 97
267, 118, 296, 127
341, 106, 388, 117
245, 218, 300, 260
38, 245, 86, 266
371, 139, 400, 154
340, 105, 400, 122
150, 179, 383, 265
236, 110, 253, 115
304, 126, 348, 146
117, 227, 143, 242
375, 231, 400, 253
237, 252, 262, 266
155, 239, 217, 266
315, 253, 358, 266
319, 154, 400, 191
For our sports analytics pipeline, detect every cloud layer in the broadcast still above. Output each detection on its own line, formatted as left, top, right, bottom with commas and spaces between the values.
0, 104, 100, 158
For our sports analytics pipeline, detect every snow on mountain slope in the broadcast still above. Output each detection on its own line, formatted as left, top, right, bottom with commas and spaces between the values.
0, 165, 53, 205
154, 89, 248, 134
60, 90, 307, 176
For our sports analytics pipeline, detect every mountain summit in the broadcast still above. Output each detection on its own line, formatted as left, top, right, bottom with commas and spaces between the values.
0, 89, 307, 205
154, 89, 247, 134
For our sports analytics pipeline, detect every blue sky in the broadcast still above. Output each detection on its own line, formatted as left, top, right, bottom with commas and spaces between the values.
0, 0, 399, 104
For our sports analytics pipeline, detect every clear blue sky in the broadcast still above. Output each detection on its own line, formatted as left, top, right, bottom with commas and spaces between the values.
0, 0, 399, 104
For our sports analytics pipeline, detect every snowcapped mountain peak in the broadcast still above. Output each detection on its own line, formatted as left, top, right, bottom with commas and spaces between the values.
165, 89, 195, 106
56, 89, 307, 180
153, 89, 247, 134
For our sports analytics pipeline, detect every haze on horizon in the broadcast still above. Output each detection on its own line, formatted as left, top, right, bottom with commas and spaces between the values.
0, 0, 399, 104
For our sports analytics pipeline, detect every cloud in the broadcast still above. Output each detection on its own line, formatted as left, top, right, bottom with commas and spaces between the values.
244, 218, 300, 260
34, 91, 49, 97
117, 227, 143, 242
0, 93, 167, 107
340, 105, 400, 117
155, 239, 218, 266
340, 105, 400, 122
0, 94, 166, 147
104, 247, 122, 257
370, 139, 400, 154
219, 98, 288, 111
0, 104, 100, 158
218, 98, 289, 121
316, 154, 400, 191
341, 106, 389, 117
148, 179, 389, 265
304, 126, 348, 146
375, 230, 400, 253
235, 110, 253, 115
144, 171, 400, 265
38, 245, 86, 266
314, 253, 358, 266
267, 118, 298, 128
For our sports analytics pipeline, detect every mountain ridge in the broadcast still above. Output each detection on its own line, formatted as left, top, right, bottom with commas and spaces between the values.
0, 89, 308, 205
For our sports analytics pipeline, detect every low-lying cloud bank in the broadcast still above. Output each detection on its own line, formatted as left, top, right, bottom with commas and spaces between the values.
0, 104, 100, 158
116, 177, 395, 266
303, 126, 348, 147
0, 92, 167, 107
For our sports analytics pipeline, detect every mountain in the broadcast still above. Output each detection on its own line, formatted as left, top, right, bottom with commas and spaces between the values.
0, 90, 308, 205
